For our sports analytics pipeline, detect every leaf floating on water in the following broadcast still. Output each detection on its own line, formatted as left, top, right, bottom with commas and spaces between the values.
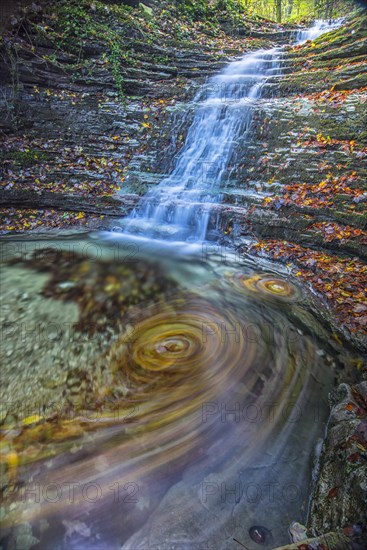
228, 273, 299, 303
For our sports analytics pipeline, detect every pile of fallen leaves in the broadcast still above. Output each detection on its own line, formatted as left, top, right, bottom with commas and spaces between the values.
0, 135, 127, 196
262, 173, 366, 210
0, 208, 103, 233
309, 222, 367, 244
299, 133, 367, 157
249, 239, 367, 335
299, 86, 367, 106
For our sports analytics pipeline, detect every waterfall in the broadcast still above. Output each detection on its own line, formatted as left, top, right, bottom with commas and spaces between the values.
117, 20, 342, 243
296, 18, 343, 43
122, 50, 282, 242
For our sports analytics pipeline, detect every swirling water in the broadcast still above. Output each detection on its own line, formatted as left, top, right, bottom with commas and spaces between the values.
0, 20, 344, 550
0, 236, 339, 549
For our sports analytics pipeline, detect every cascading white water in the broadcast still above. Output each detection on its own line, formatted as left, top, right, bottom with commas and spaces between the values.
296, 18, 343, 43
118, 19, 342, 243
122, 49, 282, 241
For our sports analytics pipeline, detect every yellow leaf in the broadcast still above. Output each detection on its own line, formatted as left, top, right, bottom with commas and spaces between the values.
6, 451, 19, 468
332, 333, 343, 346
23, 414, 42, 425
355, 359, 363, 370
76, 212, 85, 219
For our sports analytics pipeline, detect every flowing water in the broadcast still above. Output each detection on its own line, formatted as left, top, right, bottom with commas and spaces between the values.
119, 20, 341, 243
0, 21, 345, 550
122, 50, 282, 241
0, 236, 337, 550
295, 18, 344, 43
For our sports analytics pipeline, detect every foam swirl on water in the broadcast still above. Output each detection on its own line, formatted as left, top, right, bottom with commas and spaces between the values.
106, 296, 257, 436
228, 272, 300, 302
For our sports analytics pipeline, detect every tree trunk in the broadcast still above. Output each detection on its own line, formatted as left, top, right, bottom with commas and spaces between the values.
276, 0, 282, 22
325, 0, 334, 19
286, 0, 293, 18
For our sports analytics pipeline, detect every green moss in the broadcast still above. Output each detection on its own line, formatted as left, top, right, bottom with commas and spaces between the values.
23, 0, 142, 97
311, 54, 366, 70
0, 149, 49, 166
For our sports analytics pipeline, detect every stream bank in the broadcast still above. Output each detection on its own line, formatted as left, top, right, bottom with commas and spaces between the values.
221, 9, 367, 352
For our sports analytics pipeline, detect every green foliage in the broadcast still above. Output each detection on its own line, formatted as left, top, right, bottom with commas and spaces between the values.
214, 0, 247, 14
178, 0, 211, 20
108, 41, 126, 99
56, 4, 94, 45
175, 0, 357, 24
0, 149, 48, 166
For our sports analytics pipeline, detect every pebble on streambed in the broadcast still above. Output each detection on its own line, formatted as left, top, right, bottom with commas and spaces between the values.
249, 525, 273, 545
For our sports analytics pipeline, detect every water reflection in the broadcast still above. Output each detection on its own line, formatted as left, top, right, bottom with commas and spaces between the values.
0, 235, 334, 549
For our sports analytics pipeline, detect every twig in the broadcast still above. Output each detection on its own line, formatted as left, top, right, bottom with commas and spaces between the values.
233, 538, 250, 550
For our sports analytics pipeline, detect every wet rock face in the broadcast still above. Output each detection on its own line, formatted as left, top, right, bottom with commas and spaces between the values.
225, 89, 367, 259
308, 380, 367, 545
0, 0, 217, 207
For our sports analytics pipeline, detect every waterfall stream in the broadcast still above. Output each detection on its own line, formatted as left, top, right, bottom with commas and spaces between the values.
118, 19, 341, 243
